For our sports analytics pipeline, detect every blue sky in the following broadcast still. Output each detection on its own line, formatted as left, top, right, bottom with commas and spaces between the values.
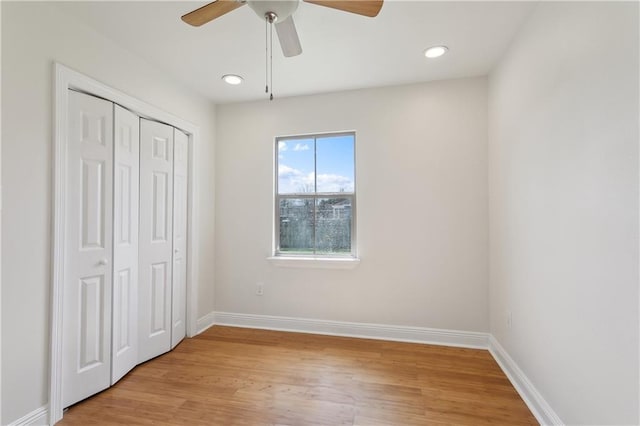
278, 134, 355, 194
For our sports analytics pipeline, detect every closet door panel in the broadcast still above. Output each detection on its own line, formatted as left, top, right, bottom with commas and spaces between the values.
139, 119, 174, 363
111, 105, 140, 384
62, 91, 113, 408
171, 129, 188, 348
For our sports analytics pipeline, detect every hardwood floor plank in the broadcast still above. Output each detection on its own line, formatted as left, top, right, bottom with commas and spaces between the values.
60, 326, 537, 425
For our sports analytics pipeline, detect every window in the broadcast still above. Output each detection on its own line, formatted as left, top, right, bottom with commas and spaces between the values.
275, 132, 356, 257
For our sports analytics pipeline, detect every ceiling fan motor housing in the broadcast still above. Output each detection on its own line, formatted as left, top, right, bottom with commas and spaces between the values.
247, 0, 299, 22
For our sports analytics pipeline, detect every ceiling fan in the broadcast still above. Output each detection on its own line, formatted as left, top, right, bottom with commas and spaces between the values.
181, 0, 384, 58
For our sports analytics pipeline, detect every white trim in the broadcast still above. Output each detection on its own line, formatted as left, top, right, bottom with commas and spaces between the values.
213, 312, 488, 349
186, 128, 199, 338
637, 3, 640, 420
49, 62, 69, 425
196, 312, 216, 334
50, 63, 201, 424
0, 4, 3, 423
7, 405, 48, 426
267, 256, 360, 269
488, 335, 564, 426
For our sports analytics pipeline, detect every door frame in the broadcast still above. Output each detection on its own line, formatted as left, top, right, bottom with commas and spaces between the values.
50, 63, 201, 424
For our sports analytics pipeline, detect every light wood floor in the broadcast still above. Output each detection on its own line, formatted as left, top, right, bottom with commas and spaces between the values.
60, 326, 537, 425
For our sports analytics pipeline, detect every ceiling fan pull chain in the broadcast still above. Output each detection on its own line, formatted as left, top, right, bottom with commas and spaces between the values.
270, 19, 274, 101
265, 16, 269, 94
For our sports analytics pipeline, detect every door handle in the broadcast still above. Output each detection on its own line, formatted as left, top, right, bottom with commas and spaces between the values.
98, 258, 109, 266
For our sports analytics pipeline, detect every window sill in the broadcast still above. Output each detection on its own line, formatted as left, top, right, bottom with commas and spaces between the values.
267, 256, 361, 270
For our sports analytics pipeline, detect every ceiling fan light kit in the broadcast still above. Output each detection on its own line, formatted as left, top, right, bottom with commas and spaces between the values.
182, 0, 384, 100
248, 0, 299, 22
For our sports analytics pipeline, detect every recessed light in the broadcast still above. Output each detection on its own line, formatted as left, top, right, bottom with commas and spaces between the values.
424, 46, 448, 59
222, 74, 243, 85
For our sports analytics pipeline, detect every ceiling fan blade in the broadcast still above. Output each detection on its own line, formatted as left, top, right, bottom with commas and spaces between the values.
303, 0, 383, 17
181, 0, 246, 27
275, 16, 303, 57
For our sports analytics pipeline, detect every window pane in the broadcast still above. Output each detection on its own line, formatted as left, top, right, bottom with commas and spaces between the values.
316, 135, 354, 193
277, 138, 315, 194
315, 198, 352, 254
279, 198, 314, 253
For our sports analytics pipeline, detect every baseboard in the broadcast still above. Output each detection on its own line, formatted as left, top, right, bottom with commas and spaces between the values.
196, 311, 216, 334
488, 335, 563, 426
7, 405, 48, 426
213, 311, 489, 349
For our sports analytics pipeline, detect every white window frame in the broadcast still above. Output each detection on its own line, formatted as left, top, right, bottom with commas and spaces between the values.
273, 131, 358, 259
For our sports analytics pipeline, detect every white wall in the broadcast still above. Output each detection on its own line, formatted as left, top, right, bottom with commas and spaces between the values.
1, 2, 216, 423
215, 78, 488, 332
488, 2, 639, 424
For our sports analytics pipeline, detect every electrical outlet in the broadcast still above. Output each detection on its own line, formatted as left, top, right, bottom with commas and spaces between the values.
256, 282, 264, 296
507, 311, 513, 329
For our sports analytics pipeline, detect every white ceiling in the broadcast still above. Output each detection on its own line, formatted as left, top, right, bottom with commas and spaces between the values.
59, 1, 536, 104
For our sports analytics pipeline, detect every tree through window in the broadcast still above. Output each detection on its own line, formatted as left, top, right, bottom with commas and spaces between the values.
275, 132, 356, 256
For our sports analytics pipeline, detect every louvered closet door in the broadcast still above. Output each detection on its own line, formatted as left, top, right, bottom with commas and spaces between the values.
138, 119, 174, 363
62, 91, 114, 408
111, 105, 140, 384
171, 129, 188, 348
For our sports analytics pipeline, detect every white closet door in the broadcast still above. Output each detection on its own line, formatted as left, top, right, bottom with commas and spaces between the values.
171, 129, 188, 348
111, 105, 140, 384
62, 91, 113, 408
138, 119, 174, 363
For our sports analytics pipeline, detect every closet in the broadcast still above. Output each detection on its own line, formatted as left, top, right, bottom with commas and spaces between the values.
61, 90, 189, 408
